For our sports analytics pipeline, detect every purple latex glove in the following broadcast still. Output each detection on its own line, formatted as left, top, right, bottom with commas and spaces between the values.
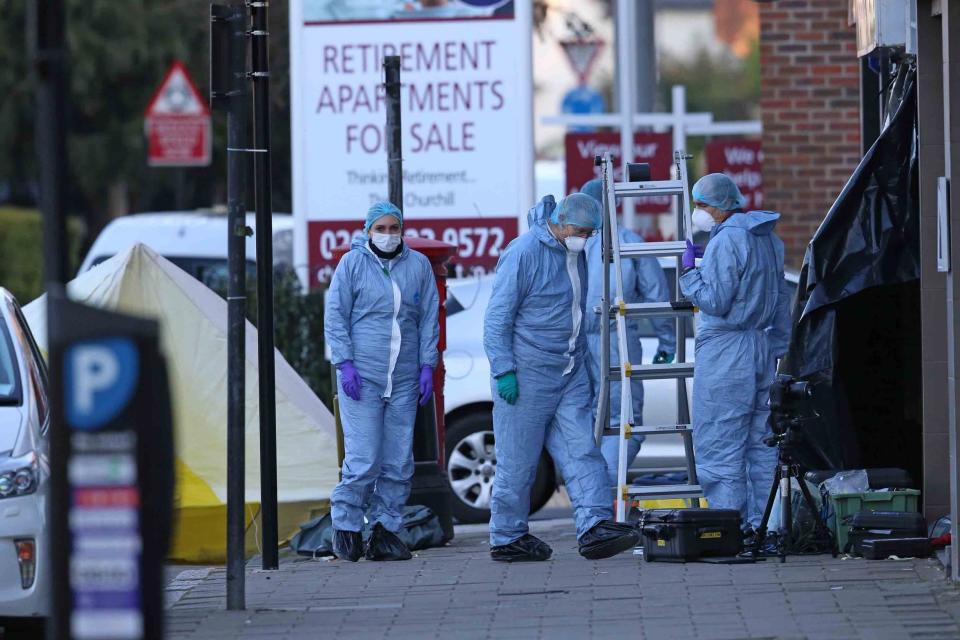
418, 365, 434, 407
682, 239, 704, 270
337, 360, 362, 401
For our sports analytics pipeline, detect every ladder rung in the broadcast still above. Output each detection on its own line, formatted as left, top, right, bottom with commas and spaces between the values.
610, 362, 695, 381
626, 484, 703, 499
603, 423, 692, 437
618, 241, 686, 259
599, 301, 694, 319
614, 180, 685, 198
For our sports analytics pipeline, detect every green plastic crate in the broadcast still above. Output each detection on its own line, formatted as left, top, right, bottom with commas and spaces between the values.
829, 489, 921, 552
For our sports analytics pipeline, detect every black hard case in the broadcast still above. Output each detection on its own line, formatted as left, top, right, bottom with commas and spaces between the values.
845, 511, 927, 554
857, 537, 932, 559
640, 509, 742, 561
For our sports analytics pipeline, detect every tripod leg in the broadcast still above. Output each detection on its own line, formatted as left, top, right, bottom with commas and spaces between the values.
796, 472, 837, 556
779, 463, 790, 563
755, 463, 781, 543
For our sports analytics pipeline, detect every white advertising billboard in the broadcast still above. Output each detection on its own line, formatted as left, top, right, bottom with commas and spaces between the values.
290, 0, 533, 286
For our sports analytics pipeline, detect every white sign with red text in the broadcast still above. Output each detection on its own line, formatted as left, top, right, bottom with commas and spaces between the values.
290, 1, 533, 286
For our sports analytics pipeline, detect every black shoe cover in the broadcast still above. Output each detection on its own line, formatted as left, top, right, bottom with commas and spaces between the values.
578, 521, 640, 560
490, 533, 553, 562
365, 523, 412, 561
332, 529, 363, 562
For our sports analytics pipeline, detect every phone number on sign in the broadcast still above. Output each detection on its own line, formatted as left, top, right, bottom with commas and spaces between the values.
309, 218, 519, 285
317, 226, 510, 262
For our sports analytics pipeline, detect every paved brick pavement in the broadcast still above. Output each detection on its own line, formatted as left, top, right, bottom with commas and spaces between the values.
166, 519, 960, 640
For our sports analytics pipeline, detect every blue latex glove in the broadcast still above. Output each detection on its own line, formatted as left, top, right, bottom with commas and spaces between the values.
682, 239, 704, 271
418, 365, 434, 406
496, 371, 519, 405
337, 360, 362, 401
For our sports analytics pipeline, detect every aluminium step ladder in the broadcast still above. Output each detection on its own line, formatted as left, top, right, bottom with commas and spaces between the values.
593, 151, 703, 522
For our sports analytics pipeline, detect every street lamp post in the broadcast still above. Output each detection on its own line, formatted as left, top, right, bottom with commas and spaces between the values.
249, 0, 280, 571
210, 1, 249, 610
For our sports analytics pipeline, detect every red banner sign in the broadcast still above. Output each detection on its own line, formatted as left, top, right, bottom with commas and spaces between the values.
145, 62, 211, 167
564, 132, 674, 214
309, 217, 518, 286
705, 140, 763, 210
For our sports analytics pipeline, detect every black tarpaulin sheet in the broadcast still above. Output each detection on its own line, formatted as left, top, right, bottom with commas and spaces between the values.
780, 63, 921, 474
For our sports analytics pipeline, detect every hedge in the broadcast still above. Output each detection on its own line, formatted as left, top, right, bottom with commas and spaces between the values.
0, 207, 85, 304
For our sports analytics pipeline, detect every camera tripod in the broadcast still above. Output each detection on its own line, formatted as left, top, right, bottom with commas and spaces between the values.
751, 426, 837, 563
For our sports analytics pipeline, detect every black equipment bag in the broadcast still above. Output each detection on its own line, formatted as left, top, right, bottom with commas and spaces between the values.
858, 537, 931, 560
640, 509, 742, 562
844, 510, 927, 554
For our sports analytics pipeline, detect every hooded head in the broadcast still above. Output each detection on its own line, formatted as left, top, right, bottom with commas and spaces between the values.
364, 201, 403, 232
691, 174, 747, 212
546, 193, 602, 253
691, 173, 748, 229
580, 178, 603, 205
550, 192, 602, 229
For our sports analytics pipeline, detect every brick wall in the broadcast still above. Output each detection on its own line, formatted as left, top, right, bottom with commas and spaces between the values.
759, 0, 862, 268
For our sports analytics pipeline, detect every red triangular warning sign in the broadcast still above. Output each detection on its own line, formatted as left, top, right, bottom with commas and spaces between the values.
145, 61, 209, 117
560, 38, 604, 85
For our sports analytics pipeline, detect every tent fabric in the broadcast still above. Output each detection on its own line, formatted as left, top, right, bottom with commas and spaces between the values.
24, 244, 339, 562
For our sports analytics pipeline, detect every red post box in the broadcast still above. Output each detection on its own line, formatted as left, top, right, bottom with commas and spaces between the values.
331, 236, 457, 540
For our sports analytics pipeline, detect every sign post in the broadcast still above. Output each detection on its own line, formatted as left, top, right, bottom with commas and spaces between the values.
210, 2, 249, 609
144, 61, 212, 167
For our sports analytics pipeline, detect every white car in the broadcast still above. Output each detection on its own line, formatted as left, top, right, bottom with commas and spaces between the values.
0, 289, 50, 621
77, 209, 294, 284
442, 265, 799, 523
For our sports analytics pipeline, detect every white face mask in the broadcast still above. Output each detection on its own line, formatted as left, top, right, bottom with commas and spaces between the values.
370, 232, 401, 253
564, 236, 587, 253
692, 208, 716, 233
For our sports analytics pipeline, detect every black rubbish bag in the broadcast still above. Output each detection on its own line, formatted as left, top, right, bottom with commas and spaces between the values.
779, 62, 921, 475
289, 505, 447, 557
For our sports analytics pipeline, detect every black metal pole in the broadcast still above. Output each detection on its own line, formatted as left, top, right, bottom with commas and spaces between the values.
33, 3, 69, 638
385, 56, 403, 210
382, 54, 454, 541
34, 1, 68, 291
212, 2, 249, 610
249, 0, 279, 570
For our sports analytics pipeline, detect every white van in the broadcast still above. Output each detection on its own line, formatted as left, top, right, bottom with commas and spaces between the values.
78, 210, 294, 287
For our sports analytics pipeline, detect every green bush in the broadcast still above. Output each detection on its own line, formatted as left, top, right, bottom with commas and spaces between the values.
0, 207, 84, 303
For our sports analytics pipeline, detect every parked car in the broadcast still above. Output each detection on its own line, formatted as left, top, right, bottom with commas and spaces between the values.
0, 289, 49, 621
442, 265, 799, 523
77, 209, 294, 287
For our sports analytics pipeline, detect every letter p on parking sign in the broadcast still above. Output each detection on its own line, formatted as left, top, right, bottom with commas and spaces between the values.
65, 338, 140, 431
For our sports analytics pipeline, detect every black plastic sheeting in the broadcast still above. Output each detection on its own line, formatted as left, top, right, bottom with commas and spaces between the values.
779, 63, 921, 476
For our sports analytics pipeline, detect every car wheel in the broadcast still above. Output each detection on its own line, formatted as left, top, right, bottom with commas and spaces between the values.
445, 410, 555, 524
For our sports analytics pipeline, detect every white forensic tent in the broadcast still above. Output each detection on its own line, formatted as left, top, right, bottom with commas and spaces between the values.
24, 243, 339, 562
